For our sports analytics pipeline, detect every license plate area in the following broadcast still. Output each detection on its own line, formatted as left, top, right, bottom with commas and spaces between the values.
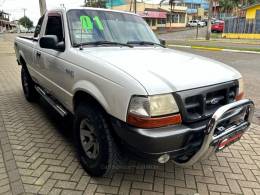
211, 105, 250, 152
216, 129, 244, 151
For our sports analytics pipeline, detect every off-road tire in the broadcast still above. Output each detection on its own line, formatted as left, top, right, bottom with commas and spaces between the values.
74, 102, 121, 176
21, 66, 38, 102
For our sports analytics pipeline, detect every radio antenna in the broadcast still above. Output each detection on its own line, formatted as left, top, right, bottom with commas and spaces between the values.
80, 26, 83, 50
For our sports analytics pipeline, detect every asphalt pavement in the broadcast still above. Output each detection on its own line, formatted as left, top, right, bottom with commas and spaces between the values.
159, 27, 209, 40
159, 28, 260, 51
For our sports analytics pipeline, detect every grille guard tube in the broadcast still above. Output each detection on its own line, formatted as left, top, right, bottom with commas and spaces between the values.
174, 99, 255, 167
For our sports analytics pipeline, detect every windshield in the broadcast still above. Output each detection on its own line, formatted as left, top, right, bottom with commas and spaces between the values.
67, 9, 160, 46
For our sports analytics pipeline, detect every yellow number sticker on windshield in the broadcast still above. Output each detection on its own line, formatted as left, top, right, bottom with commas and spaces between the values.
80, 16, 93, 32
80, 15, 104, 31
93, 16, 104, 31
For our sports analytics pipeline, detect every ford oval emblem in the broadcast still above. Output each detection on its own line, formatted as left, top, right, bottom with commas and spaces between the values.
210, 98, 219, 105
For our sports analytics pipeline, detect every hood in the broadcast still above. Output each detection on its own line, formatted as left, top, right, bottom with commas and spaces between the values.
82, 47, 241, 95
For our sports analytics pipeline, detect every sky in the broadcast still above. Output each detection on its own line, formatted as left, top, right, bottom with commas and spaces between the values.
0, 0, 85, 25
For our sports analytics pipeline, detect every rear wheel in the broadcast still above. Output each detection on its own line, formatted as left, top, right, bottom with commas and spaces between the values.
21, 66, 38, 102
74, 102, 121, 176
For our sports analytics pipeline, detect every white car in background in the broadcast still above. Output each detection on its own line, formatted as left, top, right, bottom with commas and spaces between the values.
187, 20, 206, 27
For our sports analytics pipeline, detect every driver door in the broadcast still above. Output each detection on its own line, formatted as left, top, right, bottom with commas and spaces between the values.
35, 12, 72, 108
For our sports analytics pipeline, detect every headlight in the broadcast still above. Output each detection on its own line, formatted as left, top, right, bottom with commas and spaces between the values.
128, 94, 179, 117
236, 78, 244, 101
128, 96, 150, 117
127, 94, 181, 128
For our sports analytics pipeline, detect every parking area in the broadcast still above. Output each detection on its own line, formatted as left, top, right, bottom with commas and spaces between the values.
0, 34, 260, 195
159, 27, 208, 41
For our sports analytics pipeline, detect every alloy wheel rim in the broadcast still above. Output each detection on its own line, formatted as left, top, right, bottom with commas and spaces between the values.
80, 119, 99, 159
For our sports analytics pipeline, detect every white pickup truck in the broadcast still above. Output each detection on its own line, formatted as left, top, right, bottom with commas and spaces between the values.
14, 7, 254, 176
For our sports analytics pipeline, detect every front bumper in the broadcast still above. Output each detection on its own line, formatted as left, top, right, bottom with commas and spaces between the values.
111, 99, 254, 165
177, 99, 254, 166
111, 117, 208, 159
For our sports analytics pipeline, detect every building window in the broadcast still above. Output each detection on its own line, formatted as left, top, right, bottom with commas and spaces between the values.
179, 13, 185, 23
167, 14, 171, 23
186, 3, 200, 9
172, 14, 179, 23
256, 10, 260, 19
152, 18, 156, 26
158, 18, 166, 24
162, 18, 166, 24
145, 18, 151, 26
186, 3, 192, 9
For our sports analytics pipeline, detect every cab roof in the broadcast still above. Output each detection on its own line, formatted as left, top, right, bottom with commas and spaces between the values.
47, 7, 139, 17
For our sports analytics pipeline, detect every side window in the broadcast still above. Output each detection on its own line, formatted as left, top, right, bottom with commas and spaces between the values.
45, 14, 64, 42
34, 16, 44, 38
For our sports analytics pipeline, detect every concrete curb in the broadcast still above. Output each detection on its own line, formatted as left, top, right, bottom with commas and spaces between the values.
168, 44, 260, 54
181, 39, 260, 45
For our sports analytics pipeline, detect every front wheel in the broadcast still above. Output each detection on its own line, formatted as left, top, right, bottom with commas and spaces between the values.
74, 103, 121, 176
21, 67, 38, 102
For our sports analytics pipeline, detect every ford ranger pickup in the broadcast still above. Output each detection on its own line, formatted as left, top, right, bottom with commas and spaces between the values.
14, 7, 255, 176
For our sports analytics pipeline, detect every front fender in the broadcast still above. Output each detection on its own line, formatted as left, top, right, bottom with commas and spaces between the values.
72, 80, 110, 113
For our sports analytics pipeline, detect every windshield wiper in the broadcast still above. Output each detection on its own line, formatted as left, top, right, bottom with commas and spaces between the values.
74, 41, 133, 48
127, 41, 165, 48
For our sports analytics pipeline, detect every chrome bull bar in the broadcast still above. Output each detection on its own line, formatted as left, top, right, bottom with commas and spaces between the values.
174, 99, 255, 167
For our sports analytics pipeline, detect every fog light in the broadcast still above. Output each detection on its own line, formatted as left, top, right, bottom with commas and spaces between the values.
158, 154, 170, 164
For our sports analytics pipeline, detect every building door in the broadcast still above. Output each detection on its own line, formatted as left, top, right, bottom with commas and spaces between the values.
256, 10, 260, 33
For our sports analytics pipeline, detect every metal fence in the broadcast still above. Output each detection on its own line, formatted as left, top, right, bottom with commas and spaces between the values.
224, 18, 260, 34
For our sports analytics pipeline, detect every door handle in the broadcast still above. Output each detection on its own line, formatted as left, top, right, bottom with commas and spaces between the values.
36, 51, 41, 57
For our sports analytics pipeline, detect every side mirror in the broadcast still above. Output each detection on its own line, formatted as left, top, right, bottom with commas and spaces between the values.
159, 39, 166, 47
39, 35, 65, 51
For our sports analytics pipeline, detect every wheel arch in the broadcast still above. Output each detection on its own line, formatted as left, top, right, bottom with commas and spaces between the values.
18, 51, 26, 66
72, 81, 110, 115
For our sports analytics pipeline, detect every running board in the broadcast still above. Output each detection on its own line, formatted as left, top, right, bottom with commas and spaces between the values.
35, 86, 68, 117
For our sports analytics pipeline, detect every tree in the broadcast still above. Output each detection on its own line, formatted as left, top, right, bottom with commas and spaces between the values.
243, 0, 260, 5
19, 16, 33, 30
206, 0, 213, 40
219, 0, 240, 14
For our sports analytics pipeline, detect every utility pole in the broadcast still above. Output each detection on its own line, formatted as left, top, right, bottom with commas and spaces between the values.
134, 0, 136, 13
170, 1, 173, 29
129, 0, 133, 12
22, 8, 27, 30
206, 0, 213, 40
39, 0, 47, 16
22, 8, 26, 17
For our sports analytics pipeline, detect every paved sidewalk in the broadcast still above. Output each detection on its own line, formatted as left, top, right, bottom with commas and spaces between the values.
0, 35, 260, 195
